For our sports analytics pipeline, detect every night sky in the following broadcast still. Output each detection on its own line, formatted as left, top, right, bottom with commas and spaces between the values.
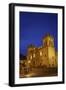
20, 12, 58, 56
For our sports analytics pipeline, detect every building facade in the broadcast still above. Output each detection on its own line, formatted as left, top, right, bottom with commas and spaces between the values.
20, 34, 57, 69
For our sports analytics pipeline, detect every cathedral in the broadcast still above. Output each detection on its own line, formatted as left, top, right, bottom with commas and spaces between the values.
20, 34, 58, 77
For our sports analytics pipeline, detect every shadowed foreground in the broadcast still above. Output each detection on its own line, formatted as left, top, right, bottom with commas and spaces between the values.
19, 67, 57, 78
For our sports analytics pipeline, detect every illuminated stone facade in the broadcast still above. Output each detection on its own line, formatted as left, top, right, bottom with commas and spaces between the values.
20, 34, 57, 69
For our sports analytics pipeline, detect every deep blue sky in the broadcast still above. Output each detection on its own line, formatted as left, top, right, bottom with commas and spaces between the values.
20, 12, 58, 55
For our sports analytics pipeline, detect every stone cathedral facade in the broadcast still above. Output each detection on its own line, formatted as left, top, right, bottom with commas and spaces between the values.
20, 34, 58, 69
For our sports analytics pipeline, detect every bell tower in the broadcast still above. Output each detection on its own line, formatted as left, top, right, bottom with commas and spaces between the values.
42, 34, 54, 47
42, 34, 57, 67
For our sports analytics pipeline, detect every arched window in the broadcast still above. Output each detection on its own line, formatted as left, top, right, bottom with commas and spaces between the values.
40, 51, 42, 56
33, 53, 35, 58
28, 60, 31, 64
30, 55, 32, 59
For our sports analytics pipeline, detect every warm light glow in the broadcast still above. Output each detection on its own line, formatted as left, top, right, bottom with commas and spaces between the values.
40, 51, 42, 56
20, 34, 58, 78
28, 60, 31, 63
33, 53, 35, 57
30, 56, 32, 59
